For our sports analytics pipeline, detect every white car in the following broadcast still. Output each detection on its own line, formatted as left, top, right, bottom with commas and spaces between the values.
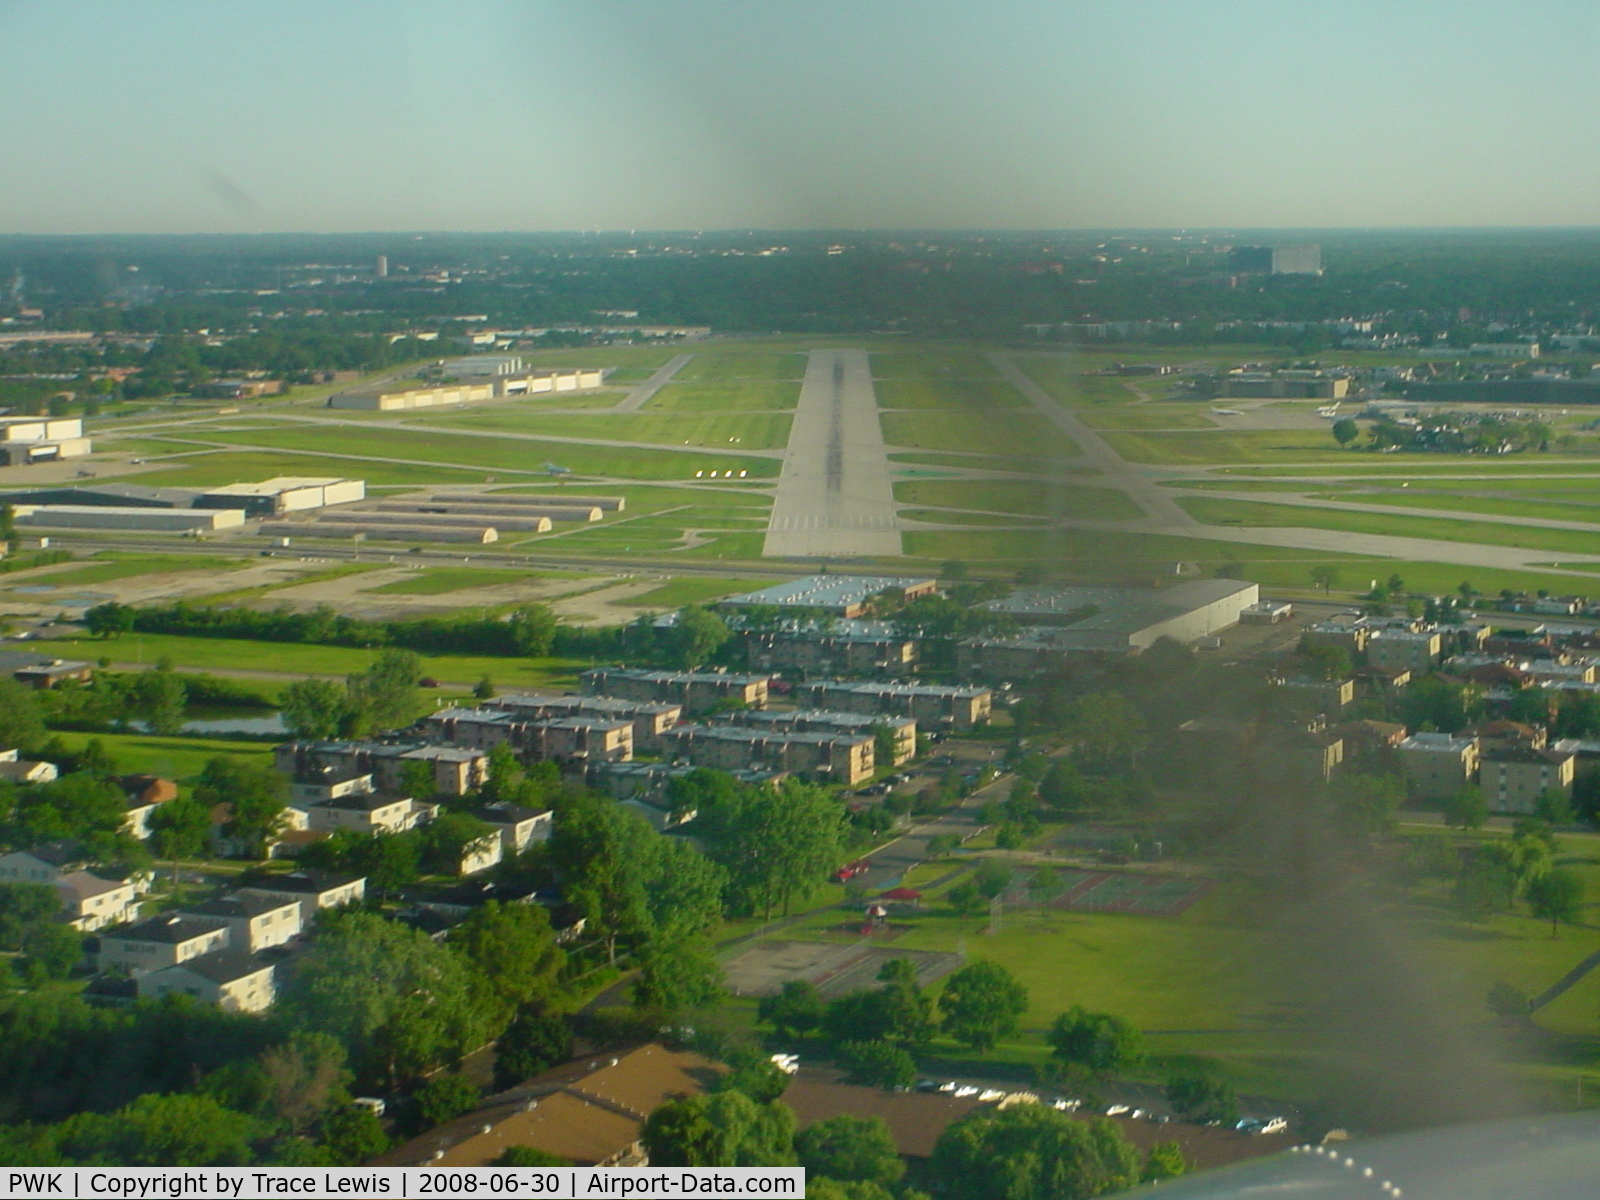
1106, 1104, 1131, 1116
953, 1086, 979, 1098
978, 1089, 1005, 1103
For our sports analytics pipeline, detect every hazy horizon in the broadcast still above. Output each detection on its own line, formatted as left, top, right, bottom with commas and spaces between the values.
4, 0, 1600, 235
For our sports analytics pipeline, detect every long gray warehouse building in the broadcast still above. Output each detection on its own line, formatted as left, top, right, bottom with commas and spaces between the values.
430, 493, 625, 512
375, 501, 597, 523
13, 504, 247, 532
314, 510, 553, 533
259, 521, 498, 544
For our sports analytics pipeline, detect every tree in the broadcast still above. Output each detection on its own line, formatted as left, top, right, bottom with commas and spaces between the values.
941, 559, 970, 582
280, 678, 349, 740
758, 980, 825, 1040
938, 960, 1028, 1051
1525, 868, 1584, 936
320, 1103, 390, 1165
632, 937, 724, 1013
0, 882, 61, 951
12, 771, 130, 846
796, 1115, 905, 1186
1331, 418, 1359, 447
1485, 981, 1529, 1018
494, 1009, 573, 1091
1442, 785, 1489, 832
0, 677, 43, 753
1142, 1141, 1188, 1183
417, 811, 497, 875
137, 667, 187, 736
54, 1093, 262, 1166
150, 794, 213, 865
1047, 1008, 1145, 1080
451, 901, 564, 1026
21, 919, 82, 981
1328, 772, 1403, 839
1309, 565, 1341, 594
412, 1074, 480, 1132
931, 1105, 1140, 1200
280, 912, 489, 1086
642, 1091, 796, 1167
473, 675, 495, 700
345, 648, 421, 735
1164, 1063, 1238, 1125
507, 604, 558, 658
717, 1054, 791, 1105
973, 859, 1013, 900
1535, 788, 1575, 827
669, 606, 732, 669
83, 601, 136, 639
195, 756, 288, 858
702, 779, 844, 919
494, 1146, 569, 1167
836, 1041, 916, 1090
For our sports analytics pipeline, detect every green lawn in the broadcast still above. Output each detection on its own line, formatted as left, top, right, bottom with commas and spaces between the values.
1077, 408, 1219, 431
644, 382, 802, 412
1013, 360, 1141, 406
1099, 430, 1361, 465
622, 577, 780, 608
210, 425, 782, 481
43, 731, 272, 782
44, 633, 584, 689
880, 411, 1081, 459
427, 410, 794, 451
894, 478, 1141, 520
1179, 496, 1600, 556
871, 351, 999, 379
673, 353, 807, 382
1311, 489, 1600, 525
875, 379, 1027, 410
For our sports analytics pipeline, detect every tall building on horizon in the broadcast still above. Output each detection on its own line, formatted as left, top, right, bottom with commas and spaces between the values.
1227, 243, 1322, 276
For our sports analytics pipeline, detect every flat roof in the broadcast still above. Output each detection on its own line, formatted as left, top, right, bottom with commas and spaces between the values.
720, 575, 937, 609
202, 476, 349, 496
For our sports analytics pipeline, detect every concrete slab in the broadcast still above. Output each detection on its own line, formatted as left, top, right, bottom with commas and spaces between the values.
764, 349, 901, 558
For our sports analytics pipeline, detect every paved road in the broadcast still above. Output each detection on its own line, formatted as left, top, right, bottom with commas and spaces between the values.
615, 354, 694, 412
990, 352, 1195, 525
764, 349, 901, 558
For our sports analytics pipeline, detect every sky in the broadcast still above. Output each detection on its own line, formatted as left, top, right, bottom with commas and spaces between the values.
3, 0, 1600, 234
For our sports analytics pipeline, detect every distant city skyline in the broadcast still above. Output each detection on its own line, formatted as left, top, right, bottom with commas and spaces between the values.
3, 0, 1600, 234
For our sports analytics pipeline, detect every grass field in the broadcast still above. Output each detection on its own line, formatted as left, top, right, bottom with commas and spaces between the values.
875, 379, 1027, 410
894, 478, 1142, 520
1013, 360, 1141, 406
1179, 496, 1600, 555
871, 350, 999, 379
212, 424, 782, 481
1309, 489, 1600, 525
42, 632, 585, 689
1077, 408, 1220, 431
673, 353, 806, 382
427, 410, 794, 450
644, 382, 802, 412
42, 731, 273, 781
1100, 430, 1363, 465
880, 410, 1081, 459
622, 577, 779, 608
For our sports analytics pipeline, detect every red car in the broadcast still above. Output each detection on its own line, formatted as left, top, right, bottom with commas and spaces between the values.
834, 859, 872, 882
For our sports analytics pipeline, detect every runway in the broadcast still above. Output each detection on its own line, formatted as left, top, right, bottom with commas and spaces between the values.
763, 349, 901, 558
